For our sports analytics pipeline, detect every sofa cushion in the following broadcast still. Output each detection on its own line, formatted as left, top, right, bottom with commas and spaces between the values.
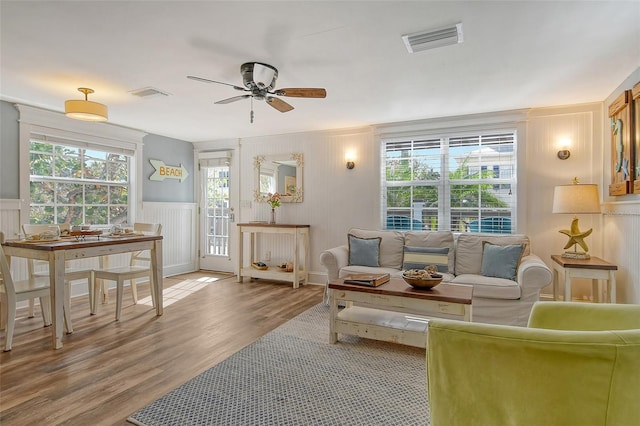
348, 234, 381, 267
403, 246, 450, 273
452, 274, 521, 299
455, 234, 530, 276
348, 228, 404, 269
405, 231, 455, 272
481, 242, 525, 281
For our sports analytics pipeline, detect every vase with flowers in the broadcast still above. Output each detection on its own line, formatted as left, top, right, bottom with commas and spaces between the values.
267, 192, 281, 224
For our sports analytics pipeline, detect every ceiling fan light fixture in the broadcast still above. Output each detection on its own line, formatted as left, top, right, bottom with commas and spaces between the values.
65, 88, 108, 122
402, 22, 463, 53
241, 62, 278, 90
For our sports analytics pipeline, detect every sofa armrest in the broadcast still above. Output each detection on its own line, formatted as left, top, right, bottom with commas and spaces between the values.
319, 245, 349, 282
517, 254, 552, 290
528, 301, 640, 330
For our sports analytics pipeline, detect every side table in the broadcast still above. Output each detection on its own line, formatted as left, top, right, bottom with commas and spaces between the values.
550, 255, 618, 303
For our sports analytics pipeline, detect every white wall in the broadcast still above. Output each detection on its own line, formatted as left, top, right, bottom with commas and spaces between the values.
526, 103, 604, 299
222, 91, 639, 303
233, 128, 379, 283
601, 68, 640, 304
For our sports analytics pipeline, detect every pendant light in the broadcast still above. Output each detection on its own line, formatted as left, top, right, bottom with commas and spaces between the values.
65, 87, 108, 122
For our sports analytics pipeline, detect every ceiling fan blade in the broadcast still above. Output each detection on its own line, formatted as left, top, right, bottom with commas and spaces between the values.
266, 97, 294, 112
187, 75, 245, 91
215, 95, 251, 104
275, 88, 327, 98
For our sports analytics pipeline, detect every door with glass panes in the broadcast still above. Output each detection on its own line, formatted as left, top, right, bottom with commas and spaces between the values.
199, 158, 234, 272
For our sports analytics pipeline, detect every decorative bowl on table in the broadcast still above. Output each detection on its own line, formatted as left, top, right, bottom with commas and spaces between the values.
402, 268, 443, 289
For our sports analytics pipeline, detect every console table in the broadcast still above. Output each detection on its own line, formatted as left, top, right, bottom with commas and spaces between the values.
237, 223, 310, 288
551, 255, 617, 303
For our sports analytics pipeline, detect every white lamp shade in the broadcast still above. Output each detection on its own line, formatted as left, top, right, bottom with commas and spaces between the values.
552, 184, 601, 214
65, 99, 108, 121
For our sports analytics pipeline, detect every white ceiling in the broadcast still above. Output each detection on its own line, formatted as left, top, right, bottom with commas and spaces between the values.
1, 1, 638, 143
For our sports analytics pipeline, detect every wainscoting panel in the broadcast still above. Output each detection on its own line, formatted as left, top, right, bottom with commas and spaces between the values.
603, 202, 640, 303
140, 201, 198, 277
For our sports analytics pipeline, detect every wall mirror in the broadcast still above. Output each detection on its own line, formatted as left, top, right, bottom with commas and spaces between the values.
254, 153, 303, 203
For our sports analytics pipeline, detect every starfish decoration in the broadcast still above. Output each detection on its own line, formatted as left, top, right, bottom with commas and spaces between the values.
559, 218, 592, 252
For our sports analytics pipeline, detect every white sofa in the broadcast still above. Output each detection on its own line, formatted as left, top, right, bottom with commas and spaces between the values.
319, 228, 553, 327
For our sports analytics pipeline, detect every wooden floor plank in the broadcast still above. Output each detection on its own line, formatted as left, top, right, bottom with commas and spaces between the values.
0, 272, 324, 425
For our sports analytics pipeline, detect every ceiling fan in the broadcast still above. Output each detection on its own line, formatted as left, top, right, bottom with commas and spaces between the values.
188, 62, 327, 123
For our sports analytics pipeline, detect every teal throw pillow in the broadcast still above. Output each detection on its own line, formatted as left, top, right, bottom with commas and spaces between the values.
403, 246, 449, 272
480, 242, 525, 281
348, 234, 381, 267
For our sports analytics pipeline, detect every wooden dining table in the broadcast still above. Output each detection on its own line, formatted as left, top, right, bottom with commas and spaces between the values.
2, 234, 163, 349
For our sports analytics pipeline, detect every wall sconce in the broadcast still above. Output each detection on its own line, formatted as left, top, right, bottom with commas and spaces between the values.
345, 151, 356, 169
557, 138, 571, 160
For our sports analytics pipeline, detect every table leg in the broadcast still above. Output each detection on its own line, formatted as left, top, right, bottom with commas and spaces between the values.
303, 230, 309, 285
563, 269, 572, 302
98, 255, 109, 304
609, 271, 616, 303
151, 239, 163, 316
329, 289, 338, 344
553, 268, 560, 301
293, 230, 300, 289
49, 251, 66, 349
237, 228, 244, 283
463, 304, 473, 322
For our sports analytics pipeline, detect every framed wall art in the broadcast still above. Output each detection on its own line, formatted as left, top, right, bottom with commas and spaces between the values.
608, 90, 633, 196
632, 81, 640, 194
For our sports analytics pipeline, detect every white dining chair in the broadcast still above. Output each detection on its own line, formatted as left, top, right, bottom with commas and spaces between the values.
1, 231, 66, 351
21, 223, 92, 332
92, 223, 162, 320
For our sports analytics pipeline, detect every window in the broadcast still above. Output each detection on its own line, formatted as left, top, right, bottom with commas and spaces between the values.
17, 104, 145, 228
29, 140, 131, 225
382, 131, 516, 233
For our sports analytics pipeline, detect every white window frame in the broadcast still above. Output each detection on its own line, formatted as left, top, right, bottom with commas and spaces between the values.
376, 111, 527, 234
16, 104, 146, 227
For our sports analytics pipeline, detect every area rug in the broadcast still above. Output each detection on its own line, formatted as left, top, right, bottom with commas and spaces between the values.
128, 303, 429, 425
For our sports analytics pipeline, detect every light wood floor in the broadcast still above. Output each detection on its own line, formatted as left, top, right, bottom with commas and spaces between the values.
0, 272, 324, 425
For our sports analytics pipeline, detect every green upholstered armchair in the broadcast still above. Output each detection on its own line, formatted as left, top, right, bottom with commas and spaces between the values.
426, 302, 640, 426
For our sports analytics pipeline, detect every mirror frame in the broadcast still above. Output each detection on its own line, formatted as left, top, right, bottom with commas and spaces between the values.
253, 153, 304, 203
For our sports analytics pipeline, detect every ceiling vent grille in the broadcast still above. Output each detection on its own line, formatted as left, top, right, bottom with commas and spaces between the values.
402, 23, 463, 53
129, 87, 170, 98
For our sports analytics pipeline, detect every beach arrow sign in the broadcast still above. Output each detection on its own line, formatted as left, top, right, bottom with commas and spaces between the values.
149, 159, 189, 182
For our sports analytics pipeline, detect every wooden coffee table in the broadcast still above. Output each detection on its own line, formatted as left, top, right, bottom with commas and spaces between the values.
328, 278, 473, 348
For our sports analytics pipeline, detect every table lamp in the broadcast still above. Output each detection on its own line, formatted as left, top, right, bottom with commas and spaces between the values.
552, 177, 601, 259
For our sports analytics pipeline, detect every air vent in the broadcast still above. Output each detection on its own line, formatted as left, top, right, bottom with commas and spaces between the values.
402, 23, 463, 53
129, 87, 170, 98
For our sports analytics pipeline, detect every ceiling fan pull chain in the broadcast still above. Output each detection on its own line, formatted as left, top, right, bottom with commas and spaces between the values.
250, 97, 254, 124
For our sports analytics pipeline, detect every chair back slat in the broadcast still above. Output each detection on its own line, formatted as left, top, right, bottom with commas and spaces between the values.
133, 223, 162, 236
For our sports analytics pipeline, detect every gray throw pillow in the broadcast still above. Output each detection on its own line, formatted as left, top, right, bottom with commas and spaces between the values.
480, 242, 525, 281
348, 234, 381, 267
402, 246, 449, 272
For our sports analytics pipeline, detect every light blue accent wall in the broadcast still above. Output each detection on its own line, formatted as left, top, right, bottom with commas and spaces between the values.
142, 134, 194, 202
0, 101, 20, 199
